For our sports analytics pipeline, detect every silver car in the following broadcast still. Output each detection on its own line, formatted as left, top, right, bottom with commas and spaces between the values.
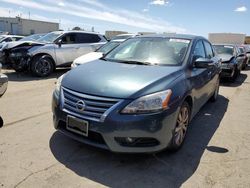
8, 31, 107, 77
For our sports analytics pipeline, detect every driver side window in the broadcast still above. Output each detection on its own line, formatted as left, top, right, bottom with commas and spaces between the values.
193, 40, 206, 58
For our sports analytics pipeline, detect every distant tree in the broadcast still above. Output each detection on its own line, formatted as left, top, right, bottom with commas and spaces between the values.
72, 26, 83, 31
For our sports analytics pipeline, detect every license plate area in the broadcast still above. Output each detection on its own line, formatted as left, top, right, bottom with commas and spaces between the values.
66, 116, 88, 136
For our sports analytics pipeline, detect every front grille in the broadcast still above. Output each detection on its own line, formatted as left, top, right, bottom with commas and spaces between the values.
61, 87, 121, 122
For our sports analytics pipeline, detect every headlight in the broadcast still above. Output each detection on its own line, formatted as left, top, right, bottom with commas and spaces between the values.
55, 74, 64, 93
121, 89, 172, 114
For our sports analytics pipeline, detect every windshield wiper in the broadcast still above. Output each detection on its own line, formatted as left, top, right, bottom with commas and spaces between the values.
119, 60, 154, 66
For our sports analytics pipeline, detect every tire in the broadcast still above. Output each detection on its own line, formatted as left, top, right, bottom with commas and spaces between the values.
229, 66, 238, 82
0, 116, 3, 128
169, 101, 190, 151
242, 63, 246, 70
210, 78, 220, 102
31, 55, 54, 77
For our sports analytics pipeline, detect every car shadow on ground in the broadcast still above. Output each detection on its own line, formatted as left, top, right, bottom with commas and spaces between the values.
220, 73, 247, 87
49, 95, 229, 188
2, 68, 70, 82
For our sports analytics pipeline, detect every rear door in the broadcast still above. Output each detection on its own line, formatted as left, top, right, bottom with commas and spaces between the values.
76, 33, 100, 57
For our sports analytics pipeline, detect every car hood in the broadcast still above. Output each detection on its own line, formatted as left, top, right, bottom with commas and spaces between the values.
218, 53, 234, 62
1, 41, 44, 50
62, 60, 182, 99
74, 52, 103, 65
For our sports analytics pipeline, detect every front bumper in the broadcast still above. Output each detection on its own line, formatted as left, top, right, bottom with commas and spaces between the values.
0, 74, 8, 97
52, 91, 179, 153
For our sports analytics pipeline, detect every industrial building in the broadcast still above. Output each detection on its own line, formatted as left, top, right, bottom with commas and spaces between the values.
0, 17, 59, 36
208, 33, 246, 45
245, 36, 250, 44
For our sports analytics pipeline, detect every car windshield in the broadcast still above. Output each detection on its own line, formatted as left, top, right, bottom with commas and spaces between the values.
19, 34, 46, 42
96, 41, 120, 54
214, 45, 234, 55
104, 37, 190, 66
37, 32, 62, 43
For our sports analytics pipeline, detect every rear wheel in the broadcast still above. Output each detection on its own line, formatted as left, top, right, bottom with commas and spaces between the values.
169, 101, 190, 150
31, 55, 54, 77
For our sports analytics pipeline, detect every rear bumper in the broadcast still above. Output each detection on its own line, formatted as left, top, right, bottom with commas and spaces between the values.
52, 91, 179, 153
0, 74, 8, 97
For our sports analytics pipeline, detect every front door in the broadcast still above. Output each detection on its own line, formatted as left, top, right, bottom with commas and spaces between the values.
55, 33, 80, 66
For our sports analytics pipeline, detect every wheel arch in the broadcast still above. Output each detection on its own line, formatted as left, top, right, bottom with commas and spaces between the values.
30, 53, 56, 70
183, 95, 193, 115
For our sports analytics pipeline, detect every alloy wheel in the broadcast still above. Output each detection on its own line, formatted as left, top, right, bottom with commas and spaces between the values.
174, 105, 189, 146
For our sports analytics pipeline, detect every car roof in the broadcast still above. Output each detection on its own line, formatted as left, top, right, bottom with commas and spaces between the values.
110, 39, 127, 42
116, 33, 137, 36
136, 33, 205, 40
213, 43, 237, 47
0, 35, 24, 38
51, 30, 103, 35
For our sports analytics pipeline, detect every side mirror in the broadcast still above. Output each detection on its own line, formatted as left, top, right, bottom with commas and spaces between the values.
194, 57, 213, 68
56, 39, 62, 47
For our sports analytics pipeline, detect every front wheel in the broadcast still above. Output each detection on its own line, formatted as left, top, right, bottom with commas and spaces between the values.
229, 66, 239, 82
169, 101, 190, 150
31, 55, 54, 77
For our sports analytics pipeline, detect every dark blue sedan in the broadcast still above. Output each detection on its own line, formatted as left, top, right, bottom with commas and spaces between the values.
52, 34, 221, 153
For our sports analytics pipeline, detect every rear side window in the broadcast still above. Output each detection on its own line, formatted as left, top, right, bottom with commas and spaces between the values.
193, 40, 206, 58
203, 41, 214, 59
77, 33, 101, 43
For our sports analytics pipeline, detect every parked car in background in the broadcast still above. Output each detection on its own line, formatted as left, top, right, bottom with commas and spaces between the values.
213, 44, 244, 81
52, 34, 221, 153
111, 33, 139, 41
71, 39, 126, 68
0, 63, 8, 97
238, 46, 249, 69
0, 35, 24, 43
242, 45, 250, 65
0, 33, 47, 65
0, 63, 8, 127
8, 31, 107, 76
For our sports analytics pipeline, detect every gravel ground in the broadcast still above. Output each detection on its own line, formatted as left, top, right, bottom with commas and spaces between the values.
0, 67, 250, 188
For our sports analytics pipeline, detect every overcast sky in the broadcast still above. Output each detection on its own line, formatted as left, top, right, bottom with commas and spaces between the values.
0, 0, 249, 37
